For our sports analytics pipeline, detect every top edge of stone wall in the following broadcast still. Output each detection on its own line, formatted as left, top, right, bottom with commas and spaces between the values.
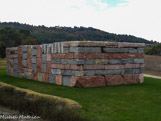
6, 41, 145, 51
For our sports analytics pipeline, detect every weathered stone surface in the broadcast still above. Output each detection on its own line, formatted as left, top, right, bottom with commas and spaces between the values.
51, 59, 61, 64
103, 48, 129, 53
36, 58, 42, 72
32, 49, 37, 56
122, 74, 140, 84
138, 48, 144, 53
47, 54, 51, 61
63, 47, 70, 53
70, 47, 102, 53
84, 70, 95, 76
13, 58, 18, 64
42, 64, 47, 73
132, 68, 142, 74
51, 64, 82, 70
139, 74, 144, 83
62, 76, 71, 86
13, 64, 18, 70
61, 59, 86, 65
83, 65, 105, 70
46, 61, 51, 73
37, 46, 42, 57
37, 72, 43, 81
105, 65, 124, 70
105, 75, 127, 85
134, 58, 144, 64
22, 53, 27, 59
43, 73, 49, 82
106, 69, 122, 75
33, 72, 37, 80
129, 48, 137, 53
27, 58, 32, 69
108, 59, 121, 64
22, 60, 27, 67
32, 64, 37, 72
51, 69, 61, 74
22, 46, 27, 53
72, 76, 106, 87
55, 75, 62, 85
42, 55, 47, 64
18, 47, 22, 57
121, 58, 134, 64
18, 58, 22, 70
49, 74, 55, 83
86, 59, 108, 65
118, 42, 145, 48
95, 70, 107, 75
32, 57, 36, 64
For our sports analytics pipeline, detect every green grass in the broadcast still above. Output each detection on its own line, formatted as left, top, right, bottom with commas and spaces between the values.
0, 58, 6, 70
1, 69, 161, 121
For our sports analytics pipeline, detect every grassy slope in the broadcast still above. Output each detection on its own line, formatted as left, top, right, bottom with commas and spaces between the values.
1, 70, 161, 121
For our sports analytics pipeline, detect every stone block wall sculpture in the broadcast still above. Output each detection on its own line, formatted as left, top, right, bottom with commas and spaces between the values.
6, 41, 145, 87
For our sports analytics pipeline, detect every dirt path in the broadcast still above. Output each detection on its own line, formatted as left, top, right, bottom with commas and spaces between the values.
144, 74, 161, 79
0, 105, 43, 121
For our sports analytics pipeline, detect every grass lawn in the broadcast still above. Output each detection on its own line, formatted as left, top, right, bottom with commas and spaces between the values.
1, 70, 161, 121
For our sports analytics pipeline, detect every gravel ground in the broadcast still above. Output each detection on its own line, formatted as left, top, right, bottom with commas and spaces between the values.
0, 105, 43, 121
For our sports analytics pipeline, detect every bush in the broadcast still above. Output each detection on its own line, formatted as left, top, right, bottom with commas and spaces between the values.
0, 82, 88, 121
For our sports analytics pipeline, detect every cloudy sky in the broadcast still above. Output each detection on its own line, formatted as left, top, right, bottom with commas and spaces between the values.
0, 0, 161, 42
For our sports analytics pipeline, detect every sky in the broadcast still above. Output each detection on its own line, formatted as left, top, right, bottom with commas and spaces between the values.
0, 0, 161, 42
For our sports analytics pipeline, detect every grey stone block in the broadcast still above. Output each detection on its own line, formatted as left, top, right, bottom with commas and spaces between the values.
129, 48, 137, 53
122, 58, 134, 64
138, 48, 144, 53
22, 53, 27, 59
62, 76, 71, 86
61, 59, 86, 65
13, 64, 18, 70
32, 49, 37, 56
32, 57, 36, 64
86, 59, 96, 65
51, 69, 61, 74
49, 74, 55, 83
51, 59, 61, 64
14, 71, 19, 77
106, 69, 122, 75
70, 47, 102, 53
133, 68, 142, 74
32, 64, 37, 72
13, 59, 18, 64
95, 70, 107, 75
108, 59, 121, 64
22, 46, 27, 53
63, 47, 70, 53
62, 70, 73, 75
103, 48, 129, 53
74, 71, 84, 76
42, 44, 47, 54
134, 58, 144, 64
42, 55, 47, 64
42, 64, 47, 73
84, 70, 95, 76
124, 69, 133, 74
22, 60, 27, 67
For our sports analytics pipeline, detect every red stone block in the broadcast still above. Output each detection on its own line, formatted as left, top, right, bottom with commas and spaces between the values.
51, 54, 66, 59
9, 59, 13, 68
18, 47, 22, 57
46, 61, 51, 73
55, 75, 62, 85
37, 46, 42, 58
124, 64, 140, 69
123, 74, 140, 84
104, 53, 144, 59
105, 65, 124, 70
43, 73, 49, 82
33, 72, 37, 80
27, 47, 32, 69
85, 53, 104, 59
18, 58, 23, 70
36, 58, 42, 72
105, 75, 127, 85
51, 64, 64, 69
74, 53, 85, 58
72, 76, 106, 87
70, 65, 83, 70
83, 65, 105, 70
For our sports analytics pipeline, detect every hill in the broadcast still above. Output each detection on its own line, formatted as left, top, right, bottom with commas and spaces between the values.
0, 22, 156, 44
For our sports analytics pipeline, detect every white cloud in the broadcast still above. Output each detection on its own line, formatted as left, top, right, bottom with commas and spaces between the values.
0, 0, 161, 42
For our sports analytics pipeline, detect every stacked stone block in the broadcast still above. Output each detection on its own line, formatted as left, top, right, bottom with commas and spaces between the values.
6, 41, 145, 87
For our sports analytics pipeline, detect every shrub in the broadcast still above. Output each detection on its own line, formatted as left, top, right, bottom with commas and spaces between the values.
0, 82, 88, 121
